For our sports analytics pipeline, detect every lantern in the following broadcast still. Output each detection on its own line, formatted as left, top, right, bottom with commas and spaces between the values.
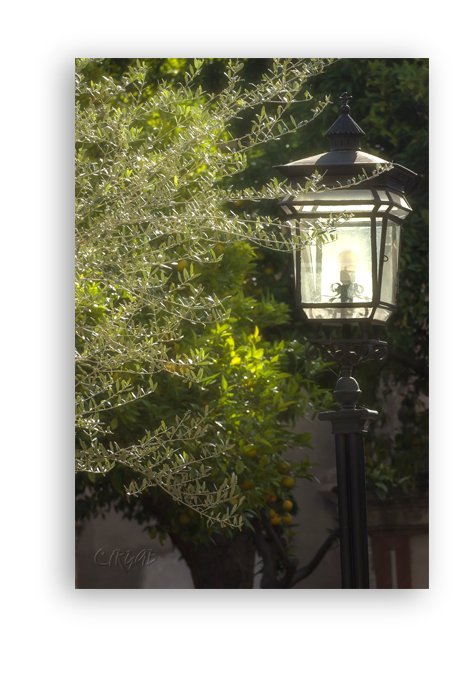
275, 93, 417, 332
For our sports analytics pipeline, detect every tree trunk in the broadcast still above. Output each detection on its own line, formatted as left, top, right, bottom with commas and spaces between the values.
170, 530, 256, 589
141, 491, 255, 588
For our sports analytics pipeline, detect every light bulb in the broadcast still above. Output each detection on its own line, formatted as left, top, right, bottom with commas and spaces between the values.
338, 249, 359, 284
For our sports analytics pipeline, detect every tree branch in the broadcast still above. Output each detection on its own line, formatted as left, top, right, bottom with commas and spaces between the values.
287, 527, 340, 588
254, 509, 341, 588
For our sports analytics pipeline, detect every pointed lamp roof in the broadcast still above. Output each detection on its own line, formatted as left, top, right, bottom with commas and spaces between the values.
274, 92, 417, 192
325, 92, 366, 149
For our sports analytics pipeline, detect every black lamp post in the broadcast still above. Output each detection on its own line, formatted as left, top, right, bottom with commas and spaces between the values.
275, 93, 417, 589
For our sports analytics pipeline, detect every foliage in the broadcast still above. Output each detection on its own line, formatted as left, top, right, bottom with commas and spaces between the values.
365, 459, 411, 502
75, 57, 340, 529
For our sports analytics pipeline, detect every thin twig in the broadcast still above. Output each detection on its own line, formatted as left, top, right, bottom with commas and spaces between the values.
288, 527, 340, 588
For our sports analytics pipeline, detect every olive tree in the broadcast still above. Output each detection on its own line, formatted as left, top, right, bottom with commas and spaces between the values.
75, 58, 338, 528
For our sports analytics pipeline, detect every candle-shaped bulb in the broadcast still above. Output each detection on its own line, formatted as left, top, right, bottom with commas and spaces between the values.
338, 249, 359, 284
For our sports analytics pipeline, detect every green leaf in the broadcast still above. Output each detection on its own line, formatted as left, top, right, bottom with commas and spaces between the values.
374, 482, 388, 492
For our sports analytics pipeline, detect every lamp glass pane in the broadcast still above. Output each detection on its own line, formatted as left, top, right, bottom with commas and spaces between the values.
373, 307, 393, 322
290, 222, 297, 288
315, 204, 371, 212
310, 189, 373, 201
388, 192, 411, 210
390, 206, 409, 219
380, 222, 401, 305
298, 203, 371, 213
285, 189, 376, 214
303, 306, 372, 321
300, 218, 373, 308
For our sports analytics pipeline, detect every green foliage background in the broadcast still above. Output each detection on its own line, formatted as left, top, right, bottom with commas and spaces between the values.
76, 58, 428, 559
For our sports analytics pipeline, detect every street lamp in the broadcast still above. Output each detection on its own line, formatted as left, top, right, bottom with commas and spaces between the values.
275, 93, 417, 589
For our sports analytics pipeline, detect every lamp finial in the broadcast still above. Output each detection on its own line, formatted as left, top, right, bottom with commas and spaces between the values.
339, 92, 353, 113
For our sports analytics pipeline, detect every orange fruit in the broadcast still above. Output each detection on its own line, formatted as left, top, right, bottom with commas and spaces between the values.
270, 516, 282, 526
245, 449, 258, 458
281, 476, 295, 488
282, 500, 293, 511
282, 514, 292, 524
269, 509, 277, 519
176, 260, 188, 272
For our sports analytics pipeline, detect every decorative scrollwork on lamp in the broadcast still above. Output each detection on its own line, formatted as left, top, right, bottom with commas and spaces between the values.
305, 336, 388, 368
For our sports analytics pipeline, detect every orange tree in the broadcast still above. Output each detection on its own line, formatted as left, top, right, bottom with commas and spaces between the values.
77, 239, 335, 587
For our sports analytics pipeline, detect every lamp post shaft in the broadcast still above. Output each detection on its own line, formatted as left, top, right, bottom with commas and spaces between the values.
348, 432, 371, 587
334, 433, 353, 587
319, 370, 377, 589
